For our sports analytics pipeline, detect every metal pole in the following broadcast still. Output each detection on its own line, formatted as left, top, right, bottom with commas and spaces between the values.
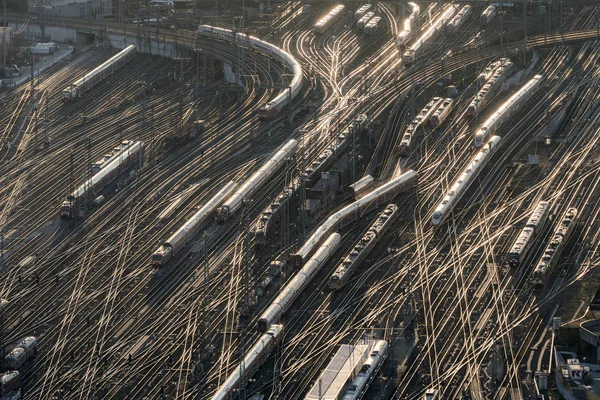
3, 0, 6, 70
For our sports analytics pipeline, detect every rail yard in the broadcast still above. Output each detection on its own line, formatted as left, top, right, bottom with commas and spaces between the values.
1, 1, 600, 399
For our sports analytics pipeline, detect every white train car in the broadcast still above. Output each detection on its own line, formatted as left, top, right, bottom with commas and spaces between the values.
429, 97, 455, 128
291, 170, 417, 265
424, 388, 439, 399
329, 204, 398, 290
467, 59, 514, 118
431, 135, 501, 226
531, 207, 577, 287
257, 233, 341, 332
357, 11, 375, 31
210, 324, 283, 400
508, 200, 550, 267
62, 45, 136, 102
314, 5, 345, 34
152, 182, 237, 267
341, 341, 389, 400
60, 141, 144, 219
396, 1, 420, 49
347, 175, 375, 200
399, 97, 443, 157
354, 4, 372, 21
481, 5, 497, 26
197, 25, 302, 120
217, 139, 298, 221
402, 4, 458, 66
474, 74, 542, 147
446, 5, 472, 34
364, 16, 382, 36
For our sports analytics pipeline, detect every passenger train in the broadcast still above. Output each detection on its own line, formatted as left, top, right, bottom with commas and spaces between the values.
399, 97, 443, 157
466, 59, 514, 118
507, 200, 550, 267
474, 74, 543, 147
431, 135, 501, 226
402, 4, 458, 66
62, 45, 136, 102
197, 25, 303, 120
329, 204, 398, 290
531, 207, 578, 288
396, 2, 420, 50
314, 5, 345, 34
258, 233, 341, 332
152, 182, 237, 267
291, 170, 416, 266
341, 340, 389, 400
60, 140, 144, 219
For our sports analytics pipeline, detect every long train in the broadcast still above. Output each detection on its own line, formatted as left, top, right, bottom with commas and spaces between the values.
257, 233, 341, 332
431, 135, 501, 226
60, 140, 144, 219
507, 200, 550, 267
474, 74, 543, 147
466, 58, 514, 118
341, 341, 389, 400
314, 4, 346, 34
254, 177, 299, 245
217, 139, 298, 221
254, 116, 367, 245
196, 25, 303, 120
399, 97, 443, 157
151, 182, 237, 267
531, 207, 578, 287
402, 4, 458, 66
445, 5, 472, 34
329, 204, 398, 290
396, 2, 420, 50
210, 324, 283, 400
291, 170, 417, 266
62, 45, 136, 102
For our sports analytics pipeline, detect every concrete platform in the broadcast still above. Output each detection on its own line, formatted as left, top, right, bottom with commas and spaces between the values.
1, 45, 73, 88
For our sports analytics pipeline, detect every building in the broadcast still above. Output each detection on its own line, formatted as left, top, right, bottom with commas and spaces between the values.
29, 0, 112, 19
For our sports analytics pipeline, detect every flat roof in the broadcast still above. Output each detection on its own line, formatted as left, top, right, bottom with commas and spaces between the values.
305, 344, 369, 400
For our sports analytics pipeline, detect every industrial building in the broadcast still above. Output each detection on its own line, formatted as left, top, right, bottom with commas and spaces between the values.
28, 0, 112, 19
